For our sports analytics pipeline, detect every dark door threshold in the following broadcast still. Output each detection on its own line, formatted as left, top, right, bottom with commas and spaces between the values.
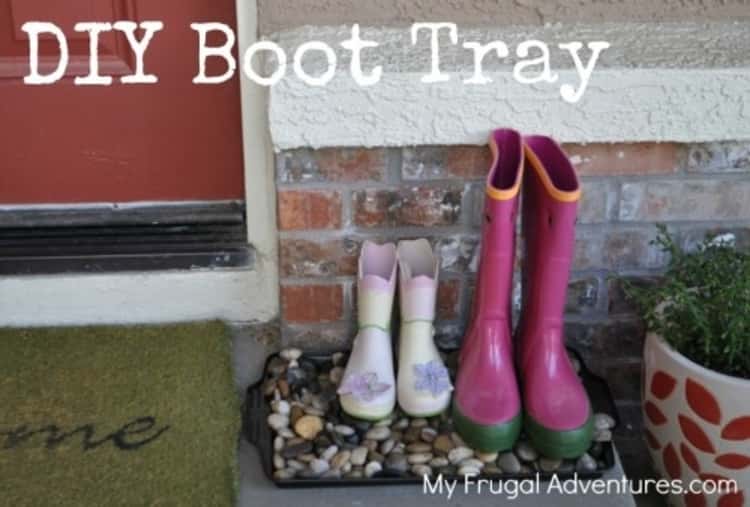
0, 201, 254, 275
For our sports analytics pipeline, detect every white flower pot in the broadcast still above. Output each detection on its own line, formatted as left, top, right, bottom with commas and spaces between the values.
643, 333, 750, 507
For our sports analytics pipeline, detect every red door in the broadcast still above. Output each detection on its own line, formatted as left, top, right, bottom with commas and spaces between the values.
0, 0, 244, 205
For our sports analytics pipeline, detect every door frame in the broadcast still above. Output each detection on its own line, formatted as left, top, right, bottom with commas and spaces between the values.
0, 0, 280, 326
235, 0, 279, 322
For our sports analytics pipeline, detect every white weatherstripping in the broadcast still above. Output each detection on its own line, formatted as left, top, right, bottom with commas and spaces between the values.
0, 269, 274, 327
268, 22, 750, 149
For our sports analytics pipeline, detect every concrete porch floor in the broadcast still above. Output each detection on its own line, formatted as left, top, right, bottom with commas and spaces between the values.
230, 323, 664, 507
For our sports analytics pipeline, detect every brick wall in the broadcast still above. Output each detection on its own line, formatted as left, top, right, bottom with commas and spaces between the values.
275, 141, 750, 427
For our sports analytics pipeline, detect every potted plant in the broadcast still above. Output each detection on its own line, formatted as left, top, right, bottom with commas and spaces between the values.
624, 226, 750, 507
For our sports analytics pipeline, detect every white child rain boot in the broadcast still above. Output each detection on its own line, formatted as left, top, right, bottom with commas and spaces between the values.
396, 239, 453, 417
338, 241, 397, 420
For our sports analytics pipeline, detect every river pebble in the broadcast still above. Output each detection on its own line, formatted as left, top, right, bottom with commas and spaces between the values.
263, 349, 614, 483
267, 413, 289, 431
350, 446, 368, 466
498, 452, 522, 474
365, 426, 391, 441
448, 446, 474, 465
364, 461, 382, 477
309, 458, 330, 475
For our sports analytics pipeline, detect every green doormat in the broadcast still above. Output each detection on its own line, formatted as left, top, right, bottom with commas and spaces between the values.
0, 321, 239, 507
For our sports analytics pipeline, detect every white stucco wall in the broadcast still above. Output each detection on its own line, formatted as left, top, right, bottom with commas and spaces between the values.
266, 22, 750, 149
258, 0, 750, 33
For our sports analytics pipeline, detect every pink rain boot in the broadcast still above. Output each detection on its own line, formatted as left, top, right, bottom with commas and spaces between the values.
338, 241, 397, 420
518, 136, 593, 459
452, 129, 524, 452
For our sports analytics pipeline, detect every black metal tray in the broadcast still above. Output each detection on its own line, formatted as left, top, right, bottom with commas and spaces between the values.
243, 348, 619, 488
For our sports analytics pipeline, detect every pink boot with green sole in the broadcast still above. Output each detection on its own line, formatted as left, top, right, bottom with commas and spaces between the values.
452, 129, 524, 452
517, 136, 593, 459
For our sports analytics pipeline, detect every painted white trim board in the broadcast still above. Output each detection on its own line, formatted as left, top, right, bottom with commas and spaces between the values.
236, 0, 280, 319
0, 269, 276, 327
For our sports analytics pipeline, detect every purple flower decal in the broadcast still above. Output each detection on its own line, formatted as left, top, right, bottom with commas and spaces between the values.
413, 361, 452, 397
338, 372, 391, 402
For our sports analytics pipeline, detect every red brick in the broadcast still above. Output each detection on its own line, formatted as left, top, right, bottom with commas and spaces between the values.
437, 279, 461, 319
279, 238, 359, 277
402, 146, 490, 180
680, 226, 750, 252
278, 148, 386, 183
278, 190, 341, 230
578, 180, 617, 224
603, 228, 669, 270
317, 148, 386, 182
565, 277, 599, 315
573, 229, 604, 271
608, 277, 662, 315
565, 320, 646, 367
687, 142, 750, 173
282, 322, 355, 351
352, 186, 463, 228
435, 235, 479, 274
619, 179, 750, 222
562, 142, 680, 176
281, 284, 343, 323
434, 322, 465, 349
446, 146, 492, 179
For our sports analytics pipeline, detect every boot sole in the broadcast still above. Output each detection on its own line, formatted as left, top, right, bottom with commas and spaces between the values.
340, 396, 395, 421
398, 395, 452, 419
524, 411, 594, 459
400, 407, 448, 419
452, 402, 522, 453
340, 406, 394, 422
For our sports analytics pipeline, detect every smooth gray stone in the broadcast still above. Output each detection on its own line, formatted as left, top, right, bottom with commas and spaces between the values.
235, 337, 636, 507
498, 452, 522, 474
